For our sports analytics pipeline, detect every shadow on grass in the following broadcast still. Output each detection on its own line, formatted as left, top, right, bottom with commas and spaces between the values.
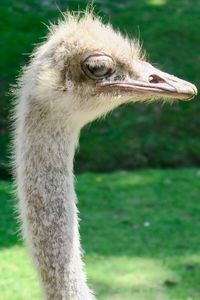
0, 181, 21, 248
77, 170, 200, 258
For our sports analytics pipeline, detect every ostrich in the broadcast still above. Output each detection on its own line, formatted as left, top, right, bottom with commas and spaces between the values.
13, 11, 197, 300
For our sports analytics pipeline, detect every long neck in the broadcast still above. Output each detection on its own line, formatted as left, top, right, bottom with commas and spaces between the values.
15, 100, 95, 300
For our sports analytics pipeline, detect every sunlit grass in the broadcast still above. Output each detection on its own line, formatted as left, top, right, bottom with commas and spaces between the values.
146, 0, 167, 6
0, 247, 40, 300
87, 255, 176, 300
1, 169, 200, 299
0, 247, 190, 300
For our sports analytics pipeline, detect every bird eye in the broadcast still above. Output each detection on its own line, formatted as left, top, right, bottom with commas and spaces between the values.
81, 53, 116, 80
88, 65, 112, 78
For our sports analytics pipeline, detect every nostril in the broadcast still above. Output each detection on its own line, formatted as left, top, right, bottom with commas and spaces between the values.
149, 74, 166, 84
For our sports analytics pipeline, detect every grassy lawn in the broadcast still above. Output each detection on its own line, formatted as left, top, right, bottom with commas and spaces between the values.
1, 169, 200, 299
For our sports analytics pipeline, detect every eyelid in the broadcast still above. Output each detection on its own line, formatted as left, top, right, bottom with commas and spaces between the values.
81, 51, 114, 64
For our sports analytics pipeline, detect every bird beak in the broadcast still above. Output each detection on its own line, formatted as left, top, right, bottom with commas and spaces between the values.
101, 61, 197, 101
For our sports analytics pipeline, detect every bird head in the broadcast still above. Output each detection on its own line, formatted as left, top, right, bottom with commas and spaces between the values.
33, 12, 197, 126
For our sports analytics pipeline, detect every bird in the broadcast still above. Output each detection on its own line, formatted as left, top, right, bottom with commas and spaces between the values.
13, 11, 197, 300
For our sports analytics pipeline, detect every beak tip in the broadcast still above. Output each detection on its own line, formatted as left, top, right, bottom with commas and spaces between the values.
188, 84, 198, 100
178, 83, 198, 101
193, 85, 198, 96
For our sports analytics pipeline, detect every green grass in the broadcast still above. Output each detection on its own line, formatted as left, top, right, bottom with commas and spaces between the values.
1, 169, 200, 299
0, 0, 200, 177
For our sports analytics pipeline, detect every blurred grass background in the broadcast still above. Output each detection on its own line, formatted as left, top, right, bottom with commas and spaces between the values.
0, 0, 200, 299
0, 0, 199, 177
